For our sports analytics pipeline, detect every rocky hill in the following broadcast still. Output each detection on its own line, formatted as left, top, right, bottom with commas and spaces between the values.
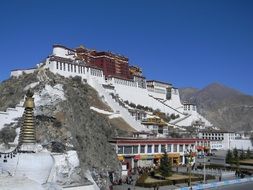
179, 83, 253, 131
0, 70, 127, 189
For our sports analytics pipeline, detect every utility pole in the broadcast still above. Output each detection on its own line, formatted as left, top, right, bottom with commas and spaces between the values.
188, 150, 193, 188
203, 151, 206, 183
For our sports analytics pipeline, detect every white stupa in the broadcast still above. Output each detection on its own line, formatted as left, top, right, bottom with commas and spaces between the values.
0, 90, 54, 185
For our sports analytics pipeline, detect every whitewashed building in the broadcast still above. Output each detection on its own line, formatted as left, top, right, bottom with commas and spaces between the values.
198, 130, 253, 150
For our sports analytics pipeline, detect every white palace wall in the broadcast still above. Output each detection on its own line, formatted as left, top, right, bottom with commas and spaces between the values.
52, 46, 76, 59
112, 82, 184, 116
11, 68, 36, 78
230, 139, 253, 150
167, 89, 183, 110
43, 60, 104, 84
147, 90, 166, 100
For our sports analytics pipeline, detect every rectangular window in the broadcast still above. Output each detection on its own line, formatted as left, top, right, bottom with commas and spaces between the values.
56, 62, 59, 69
133, 146, 138, 154
140, 145, 145, 153
63, 63, 66, 71
68, 64, 70, 71
147, 145, 152, 153
179, 145, 183, 152
173, 144, 177, 152
161, 145, 166, 152
167, 144, 171, 152
124, 146, 132, 154
154, 145, 159, 153
117, 146, 123, 154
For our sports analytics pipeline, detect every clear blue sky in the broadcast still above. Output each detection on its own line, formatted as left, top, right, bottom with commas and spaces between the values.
0, 0, 252, 95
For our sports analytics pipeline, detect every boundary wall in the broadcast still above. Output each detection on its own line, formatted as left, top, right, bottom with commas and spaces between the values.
176, 176, 253, 190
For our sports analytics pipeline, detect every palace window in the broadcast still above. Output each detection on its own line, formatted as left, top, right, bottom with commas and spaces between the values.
154, 145, 159, 153
117, 146, 123, 154
140, 145, 145, 153
179, 145, 183, 152
167, 144, 171, 152
147, 145, 152, 153
161, 145, 166, 152
133, 146, 138, 154
124, 146, 132, 154
173, 144, 178, 152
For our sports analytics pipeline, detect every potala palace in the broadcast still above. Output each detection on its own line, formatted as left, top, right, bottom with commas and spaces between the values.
1, 44, 252, 189
11, 44, 212, 133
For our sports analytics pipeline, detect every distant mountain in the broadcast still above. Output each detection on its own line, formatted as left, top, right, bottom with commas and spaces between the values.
179, 83, 253, 131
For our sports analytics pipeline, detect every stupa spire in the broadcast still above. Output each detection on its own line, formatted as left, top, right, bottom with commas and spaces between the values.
19, 90, 36, 146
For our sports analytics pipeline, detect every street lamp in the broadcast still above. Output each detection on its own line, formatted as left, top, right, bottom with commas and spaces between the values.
188, 150, 193, 188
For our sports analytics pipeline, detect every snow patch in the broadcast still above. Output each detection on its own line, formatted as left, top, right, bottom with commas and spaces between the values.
0, 175, 44, 190
90, 106, 121, 119
24, 82, 40, 91
90, 106, 113, 115
108, 114, 121, 119
49, 151, 80, 185
34, 84, 66, 114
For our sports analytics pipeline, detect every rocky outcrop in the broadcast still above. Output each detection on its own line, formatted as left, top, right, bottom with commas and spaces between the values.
0, 70, 122, 189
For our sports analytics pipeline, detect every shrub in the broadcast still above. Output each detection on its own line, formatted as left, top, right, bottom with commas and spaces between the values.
129, 102, 136, 108
51, 141, 66, 153
53, 120, 62, 128
170, 113, 176, 120
136, 104, 145, 110
72, 76, 82, 83
0, 126, 16, 144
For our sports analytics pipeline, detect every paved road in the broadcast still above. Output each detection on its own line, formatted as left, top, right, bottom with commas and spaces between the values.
209, 181, 253, 190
